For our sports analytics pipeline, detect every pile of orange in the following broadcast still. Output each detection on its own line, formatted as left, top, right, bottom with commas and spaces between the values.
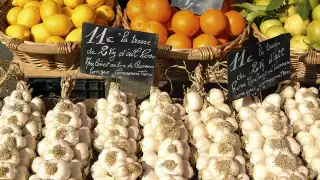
126, 0, 246, 49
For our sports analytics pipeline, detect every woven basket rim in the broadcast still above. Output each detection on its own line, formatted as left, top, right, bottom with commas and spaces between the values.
0, 1, 123, 55
122, 10, 250, 61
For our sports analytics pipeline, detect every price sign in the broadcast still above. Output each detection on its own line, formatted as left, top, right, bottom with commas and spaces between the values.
80, 23, 158, 83
227, 34, 291, 100
0, 42, 13, 62
170, 0, 224, 15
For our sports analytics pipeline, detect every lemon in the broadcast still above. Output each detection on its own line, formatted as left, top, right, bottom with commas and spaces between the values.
61, 7, 73, 17
284, 14, 309, 36
17, 7, 41, 28
72, 5, 96, 28
40, 0, 61, 20
64, 0, 83, 8
43, 14, 73, 36
290, 35, 310, 50
5, 24, 30, 40
17, 0, 33, 7
24, 1, 41, 8
31, 23, 51, 43
65, 28, 82, 42
96, 5, 114, 23
94, 18, 108, 25
12, 0, 18, 6
52, 0, 64, 6
6, 7, 22, 25
260, 19, 283, 35
265, 25, 287, 38
86, 0, 103, 9
45, 36, 65, 43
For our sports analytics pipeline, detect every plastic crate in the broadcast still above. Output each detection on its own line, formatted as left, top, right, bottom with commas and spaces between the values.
27, 78, 105, 100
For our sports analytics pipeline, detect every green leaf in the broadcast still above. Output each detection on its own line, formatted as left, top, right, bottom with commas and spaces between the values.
267, 0, 283, 10
246, 11, 267, 23
296, 0, 311, 20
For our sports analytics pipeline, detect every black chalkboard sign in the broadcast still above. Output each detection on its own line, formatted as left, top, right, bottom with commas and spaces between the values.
0, 42, 13, 62
227, 34, 291, 101
171, 0, 224, 15
80, 23, 158, 83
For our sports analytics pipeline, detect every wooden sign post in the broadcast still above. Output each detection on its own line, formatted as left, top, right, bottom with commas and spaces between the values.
80, 22, 158, 84
227, 34, 291, 100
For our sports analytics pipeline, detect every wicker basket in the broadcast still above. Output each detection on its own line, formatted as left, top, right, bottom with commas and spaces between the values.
122, 10, 250, 83
0, 0, 123, 71
252, 23, 320, 84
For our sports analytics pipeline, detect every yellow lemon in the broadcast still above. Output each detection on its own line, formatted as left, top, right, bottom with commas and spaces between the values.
6, 7, 22, 25
5, 24, 30, 40
94, 18, 108, 26
104, 0, 114, 7
17, 7, 41, 28
40, 0, 61, 20
31, 23, 51, 43
64, 0, 83, 8
51, 0, 64, 6
24, 1, 41, 8
43, 14, 73, 36
71, 5, 96, 28
12, 0, 19, 6
85, 0, 103, 9
61, 7, 73, 18
17, 0, 33, 7
65, 28, 82, 42
96, 5, 114, 23
45, 36, 65, 43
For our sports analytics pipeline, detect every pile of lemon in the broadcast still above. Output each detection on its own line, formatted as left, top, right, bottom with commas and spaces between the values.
5, 0, 115, 43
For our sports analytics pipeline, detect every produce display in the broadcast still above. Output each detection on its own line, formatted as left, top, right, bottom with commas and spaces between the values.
5, 0, 115, 43
0, 80, 43, 179
238, 0, 320, 51
125, 0, 246, 47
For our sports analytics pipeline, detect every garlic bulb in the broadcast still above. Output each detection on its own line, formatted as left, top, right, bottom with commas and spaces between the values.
0, 80, 43, 180
31, 91, 91, 179
139, 87, 192, 180
92, 84, 142, 179
184, 88, 248, 179
235, 93, 309, 180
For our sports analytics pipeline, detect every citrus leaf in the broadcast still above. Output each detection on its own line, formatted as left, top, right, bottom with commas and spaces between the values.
296, 0, 311, 20
266, 0, 283, 10
232, 3, 267, 12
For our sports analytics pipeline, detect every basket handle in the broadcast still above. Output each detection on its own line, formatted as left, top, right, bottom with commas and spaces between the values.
300, 49, 320, 65
3, 38, 78, 54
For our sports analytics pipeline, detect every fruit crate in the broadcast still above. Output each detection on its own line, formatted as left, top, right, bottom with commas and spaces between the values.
122, 0, 250, 84
252, 24, 320, 84
0, 0, 123, 71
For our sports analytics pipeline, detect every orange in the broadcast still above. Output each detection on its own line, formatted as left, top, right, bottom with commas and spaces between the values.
171, 10, 199, 37
130, 14, 149, 31
144, 0, 171, 23
142, 20, 168, 45
225, 10, 246, 37
200, 9, 228, 36
193, 34, 218, 48
126, 0, 145, 20
216, 33, 229, 44
165, 33, 191, 48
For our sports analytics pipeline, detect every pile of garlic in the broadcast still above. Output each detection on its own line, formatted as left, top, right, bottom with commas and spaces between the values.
237, 93, 309, 179
281, 86, 320, 177
184, 88, 248, 179
91, 86, 142, 180
140, 88, 193, 180
0, 81, 43, 179
30, 99, 93, 180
